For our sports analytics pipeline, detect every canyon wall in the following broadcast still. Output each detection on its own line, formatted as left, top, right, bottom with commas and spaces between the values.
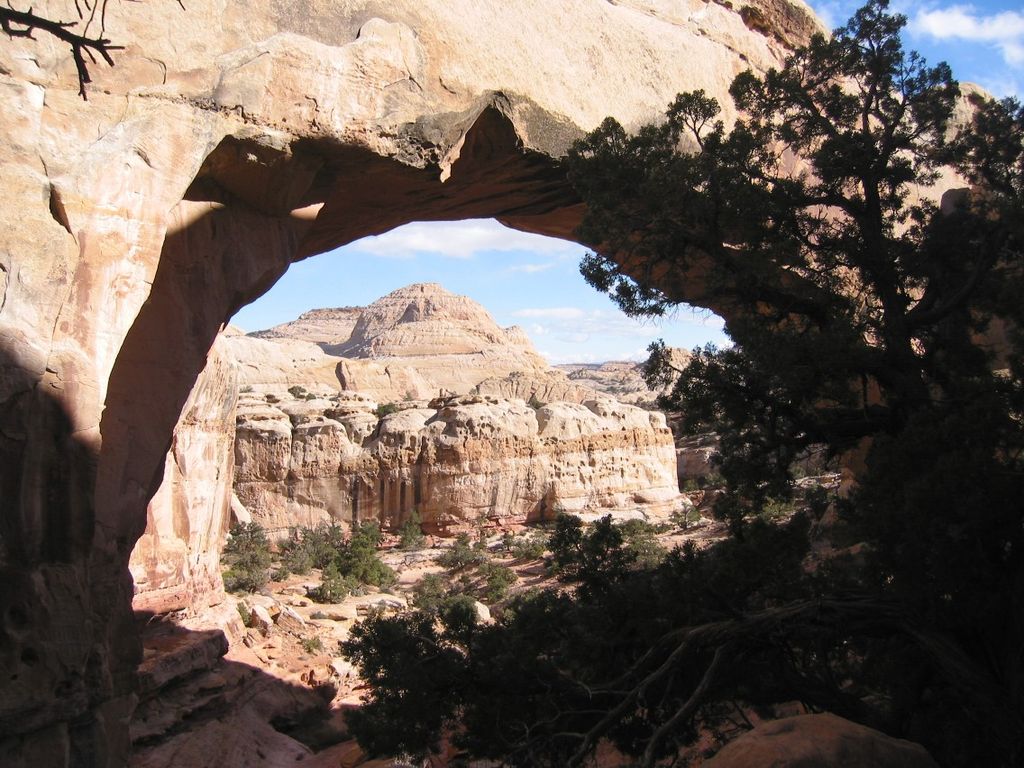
0, 0, 825, 763
233, 393, 682, 533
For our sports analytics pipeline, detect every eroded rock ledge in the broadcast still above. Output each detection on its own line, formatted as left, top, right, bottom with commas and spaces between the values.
234, 392, 682, 533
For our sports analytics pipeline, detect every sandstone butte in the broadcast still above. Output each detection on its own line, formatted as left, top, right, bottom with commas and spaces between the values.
223, 282, 682, 534
0, 0, 957, 765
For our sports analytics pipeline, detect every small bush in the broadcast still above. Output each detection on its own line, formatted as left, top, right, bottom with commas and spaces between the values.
671, 506, 704, 531
265, 393, 279, 403
437, 533, 488, 571
398, 510, 427, 551
236, 601, 253, 627
239, 385, 253, 393
411, 572, 451, 613
374, 402, 400, 418
222, 522, 272, 593
506, 531, 548, 560
288, 385, 308, 399
309, 563, 354, 603
478, 562, 516, 604
310, 610, 328, 620
527, 395, 544, 410
301, 636, 324, 654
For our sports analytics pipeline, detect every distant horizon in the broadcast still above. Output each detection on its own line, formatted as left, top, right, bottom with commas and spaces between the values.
234, 270, 729, 366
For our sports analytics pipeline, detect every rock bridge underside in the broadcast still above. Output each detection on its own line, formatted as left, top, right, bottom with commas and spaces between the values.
0, 0, 831, 763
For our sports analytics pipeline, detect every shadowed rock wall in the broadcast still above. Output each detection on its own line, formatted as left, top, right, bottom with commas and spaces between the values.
0, 0, 827, 763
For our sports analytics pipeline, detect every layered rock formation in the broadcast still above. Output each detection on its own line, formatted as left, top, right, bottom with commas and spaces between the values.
250, 307, 364, 348
334, 282, 549, 398
234, 392, 682, 534
0, 0, 834, 763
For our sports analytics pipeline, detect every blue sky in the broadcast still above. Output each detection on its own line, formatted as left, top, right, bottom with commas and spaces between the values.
231, 1, 1022, 364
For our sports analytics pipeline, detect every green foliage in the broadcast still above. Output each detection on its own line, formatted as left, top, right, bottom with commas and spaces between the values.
236, 601, 253, 627
478, 561, 517, 604
222, 522, 272, 593
527, 394, 544, 410
338, 525, 397, 591
374, 402, 400, 418
340, 3, 1024, 765
670, 505, 703, 531
548, 514, 666, 595
279, 522, 396, 597
288, 385, 308, 399
436, 532, 489, 571
341, 611, 471, 760
398, 509, 426, 551
309, 563, 354, 603
301, 635, 324, 654
503, 530, 548, 560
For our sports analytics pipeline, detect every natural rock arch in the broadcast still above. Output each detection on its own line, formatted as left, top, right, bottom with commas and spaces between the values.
0, 1, 832, 764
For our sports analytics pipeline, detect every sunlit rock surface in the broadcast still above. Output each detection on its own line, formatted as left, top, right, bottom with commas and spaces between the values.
0, 0, 825, 762
234, 393, 683, 533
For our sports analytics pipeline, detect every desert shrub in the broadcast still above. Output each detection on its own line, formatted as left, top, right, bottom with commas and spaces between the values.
236, 601, 254, 627
265, 393, 279, 403
222, 522, 272, 593
527, 395, 544, 410
478, 562, 516, 604
437, 533, 488, 571
337, 522, 397, 590
670, 505, 704, 531
411, 572, 452, 613
309, 563, 354, 603
288, 385, 308, 398
283, 546, 314, 575
617, 518, 667, 569
398, 509, 427, 550
301, 636, 324, 654
503, 530, 548, 560
374, 402, 400, 418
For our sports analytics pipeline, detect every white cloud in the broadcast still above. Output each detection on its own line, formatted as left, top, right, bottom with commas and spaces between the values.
504, 262, 557, 274
513, 307, 587, 320
352, 219, 585, 260
910, 5, 1024, 68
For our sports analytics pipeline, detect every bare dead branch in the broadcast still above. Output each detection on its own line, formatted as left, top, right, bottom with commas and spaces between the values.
0, 5, 122, 97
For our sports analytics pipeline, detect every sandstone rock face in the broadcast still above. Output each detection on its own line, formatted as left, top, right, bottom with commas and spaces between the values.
334, 283, 549, 398
249, 307, 364, 348
130, 336, 238, 615
222, 331, 345, 393
0, 0, 828, 762
703, 713, 939, 768
234, 393, 682, 534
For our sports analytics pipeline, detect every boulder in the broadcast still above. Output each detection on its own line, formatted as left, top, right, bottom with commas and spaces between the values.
704, 713, 939, 768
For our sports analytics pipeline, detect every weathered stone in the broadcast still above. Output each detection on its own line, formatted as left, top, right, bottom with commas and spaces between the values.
703, 713, 939, 768
250, 605, 274, 636
234, 393, 682, 533
0, 0, 844, 761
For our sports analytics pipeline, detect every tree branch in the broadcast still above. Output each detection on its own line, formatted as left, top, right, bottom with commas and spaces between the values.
0, 5, 123, 98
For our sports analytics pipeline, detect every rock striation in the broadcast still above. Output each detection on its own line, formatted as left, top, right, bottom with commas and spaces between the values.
233, 392, 682, 534
333, 283, 550, 398
249, 307, 364, 348
130, 336, 238, 615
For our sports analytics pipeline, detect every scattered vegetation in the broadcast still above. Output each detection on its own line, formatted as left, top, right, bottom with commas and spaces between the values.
397, 509, 427, 551
374, 402, 400, 418
222, 522, 272, 593
501, 530, 548, 560
436, 533, 489, 571
338, 3, 1024, 765
301, 636, 324, 654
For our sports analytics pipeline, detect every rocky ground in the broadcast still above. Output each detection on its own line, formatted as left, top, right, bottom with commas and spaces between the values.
129, 509, 740, 767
